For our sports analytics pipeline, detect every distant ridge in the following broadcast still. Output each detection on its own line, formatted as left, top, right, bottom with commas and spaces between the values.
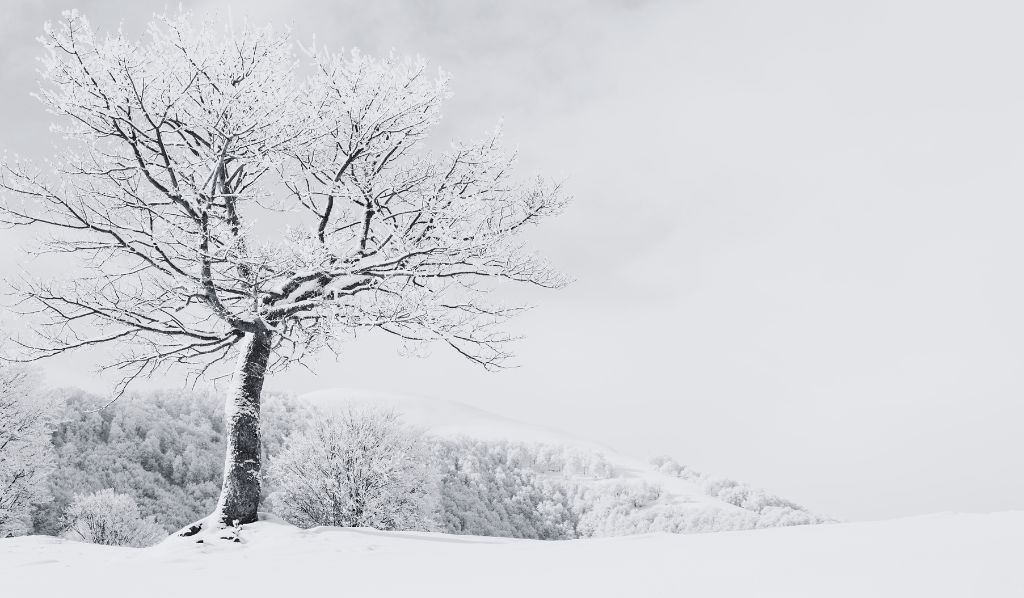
298, 388, 832, 534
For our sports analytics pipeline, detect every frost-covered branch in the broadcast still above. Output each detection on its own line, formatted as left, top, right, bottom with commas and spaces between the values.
0, 9, 568, 389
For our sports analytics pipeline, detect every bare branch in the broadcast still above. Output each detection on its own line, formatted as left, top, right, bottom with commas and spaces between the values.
0, 10, 567, 392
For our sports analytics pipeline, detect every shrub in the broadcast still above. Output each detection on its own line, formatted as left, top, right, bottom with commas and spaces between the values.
62, 490, 167, 547
268, 409, 438, 531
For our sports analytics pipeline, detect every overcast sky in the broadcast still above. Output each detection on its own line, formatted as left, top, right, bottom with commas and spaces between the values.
1, 0, 1022, 522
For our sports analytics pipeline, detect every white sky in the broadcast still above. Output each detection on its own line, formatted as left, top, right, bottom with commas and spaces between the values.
1, 0, 1022, 521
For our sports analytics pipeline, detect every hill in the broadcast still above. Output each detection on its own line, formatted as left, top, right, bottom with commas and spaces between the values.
300, 388, 832, 533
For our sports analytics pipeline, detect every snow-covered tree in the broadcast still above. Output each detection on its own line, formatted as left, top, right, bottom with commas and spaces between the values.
649, 456, 832, 529
431, 438, 579, 540
0, 366, 55, 537
0, 11, 567, 531
62, 489, 167, 547
268, 408, 438, 530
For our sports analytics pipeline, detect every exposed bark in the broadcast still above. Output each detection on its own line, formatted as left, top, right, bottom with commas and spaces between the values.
214, 332, 271, 526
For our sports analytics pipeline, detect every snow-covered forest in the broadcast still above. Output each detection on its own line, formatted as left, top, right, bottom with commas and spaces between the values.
4, 377, 829, 545
2, 376, 1022, 597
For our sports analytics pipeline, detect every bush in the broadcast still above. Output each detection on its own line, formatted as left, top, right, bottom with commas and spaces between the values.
268, 408, 438, 531
62, 490, 167, 547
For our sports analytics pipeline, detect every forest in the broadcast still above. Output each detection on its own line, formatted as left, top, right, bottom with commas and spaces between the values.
1, 370, 827, 545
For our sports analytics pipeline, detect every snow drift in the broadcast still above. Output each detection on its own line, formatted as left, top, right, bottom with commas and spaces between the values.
1, 511, 1020, 597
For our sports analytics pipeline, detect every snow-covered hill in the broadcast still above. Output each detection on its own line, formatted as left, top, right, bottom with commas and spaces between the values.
299, 388, 831, 534
301, 388, 599, 446
2, 511, 1020, 597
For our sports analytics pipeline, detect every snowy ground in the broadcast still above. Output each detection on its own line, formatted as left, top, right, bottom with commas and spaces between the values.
1, 511, 1021, 597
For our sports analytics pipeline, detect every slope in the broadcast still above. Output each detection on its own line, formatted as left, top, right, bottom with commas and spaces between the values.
1, 511, 1019, 597
299, 388, 831, 533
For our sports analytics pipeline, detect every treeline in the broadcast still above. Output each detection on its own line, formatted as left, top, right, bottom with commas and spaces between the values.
2, 376, 830, 545
32, 388, 309, 536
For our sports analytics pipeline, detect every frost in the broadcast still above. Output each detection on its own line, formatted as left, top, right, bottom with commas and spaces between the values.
61, 490, 166, 547
268, 408, 438, 531
0, 366, 55, 537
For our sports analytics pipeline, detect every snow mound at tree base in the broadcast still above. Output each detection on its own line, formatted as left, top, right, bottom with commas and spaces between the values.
1, 512, 1021, 597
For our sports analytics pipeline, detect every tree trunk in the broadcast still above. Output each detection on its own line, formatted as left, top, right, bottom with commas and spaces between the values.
214, 331, 270, 527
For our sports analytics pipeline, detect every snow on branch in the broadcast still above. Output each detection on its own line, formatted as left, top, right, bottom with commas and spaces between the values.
0, 10, 568, 389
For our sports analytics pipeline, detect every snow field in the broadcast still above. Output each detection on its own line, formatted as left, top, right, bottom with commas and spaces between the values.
1, 511, 1020, 597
